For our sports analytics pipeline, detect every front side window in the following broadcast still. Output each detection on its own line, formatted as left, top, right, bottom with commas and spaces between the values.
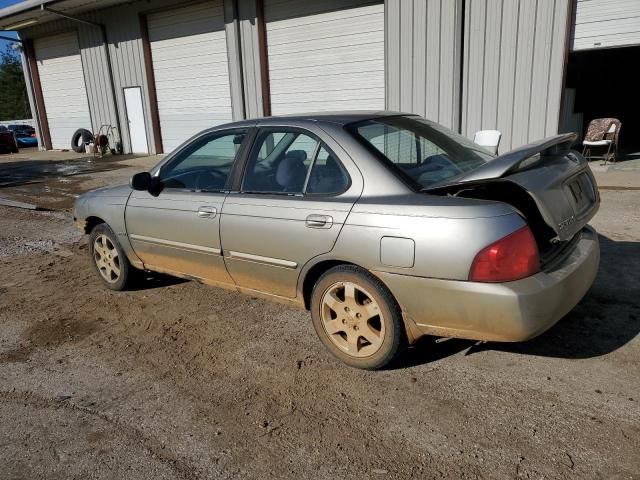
160, 130, 246, 191
349, 116, 493, 189
243, 130, 348, 195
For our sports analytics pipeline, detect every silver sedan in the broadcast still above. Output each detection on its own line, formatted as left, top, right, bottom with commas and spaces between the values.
73, 112, 600, 369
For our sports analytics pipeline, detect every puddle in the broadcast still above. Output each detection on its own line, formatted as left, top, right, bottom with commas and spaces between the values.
0, 156, 139, 210
0, 157, 122, 188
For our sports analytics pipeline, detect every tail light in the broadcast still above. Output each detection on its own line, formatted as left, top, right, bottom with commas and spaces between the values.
469, 226, 540, 282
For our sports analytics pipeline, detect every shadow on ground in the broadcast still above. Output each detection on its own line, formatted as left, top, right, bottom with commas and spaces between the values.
130, 271, 188, 291
394, 234, 640, 369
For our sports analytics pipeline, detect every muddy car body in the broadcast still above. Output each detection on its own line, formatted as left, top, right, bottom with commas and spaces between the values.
73, 112, 600, 369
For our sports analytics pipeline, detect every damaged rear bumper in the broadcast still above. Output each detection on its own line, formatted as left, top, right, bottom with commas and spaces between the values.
376, 226, 600, 342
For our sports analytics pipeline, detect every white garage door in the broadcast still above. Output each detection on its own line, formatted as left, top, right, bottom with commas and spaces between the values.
573, 0, 640, 50
148, 2, 232, 153
265, 0, 385, 115
34, 32, 92, 150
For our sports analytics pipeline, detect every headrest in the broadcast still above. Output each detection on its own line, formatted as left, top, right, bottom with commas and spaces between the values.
276, 151, 307, 189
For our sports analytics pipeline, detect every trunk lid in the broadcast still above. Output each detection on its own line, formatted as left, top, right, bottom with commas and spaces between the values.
426, 133, 600, 242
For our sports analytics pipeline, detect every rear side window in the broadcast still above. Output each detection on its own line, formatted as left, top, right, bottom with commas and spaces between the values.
306, 146, 350, 195
242, 129, 350, 195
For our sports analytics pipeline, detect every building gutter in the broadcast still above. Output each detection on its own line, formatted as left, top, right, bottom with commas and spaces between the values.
41, 5, 123, 150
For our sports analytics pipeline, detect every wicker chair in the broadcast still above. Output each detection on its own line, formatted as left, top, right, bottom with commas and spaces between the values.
582, 118, 621, 164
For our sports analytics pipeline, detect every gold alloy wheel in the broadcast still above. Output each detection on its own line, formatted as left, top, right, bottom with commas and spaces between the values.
93, 234, 121, 284
320, 281, 385, 358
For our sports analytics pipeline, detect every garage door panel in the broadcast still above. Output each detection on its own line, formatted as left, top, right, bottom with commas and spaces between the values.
34, 32, 92, 150
269, 60, 383, 80
150, 34, 228, 57
269, 30, 383, 52
271, 98, 382, 112
265, 0, 384, 114
269, 42, 384, 70
573, 0, 640, 50
148, 1, 232, 153
148, 5, 224, 41
270, 74, 385, 95
266, 0, 379, 22
272, 86, 382, 103
151, 51, 229, 68
157, 96, 234, 110
267, 11, 383, 42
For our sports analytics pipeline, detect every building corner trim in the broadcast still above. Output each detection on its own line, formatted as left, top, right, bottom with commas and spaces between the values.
255, 0, 271, 117
139, 13, 163, 154
22, 39, 52, 150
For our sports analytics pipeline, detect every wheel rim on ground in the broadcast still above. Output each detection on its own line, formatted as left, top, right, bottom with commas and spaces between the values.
320, 281, 386, 358
93, 234, 121, 283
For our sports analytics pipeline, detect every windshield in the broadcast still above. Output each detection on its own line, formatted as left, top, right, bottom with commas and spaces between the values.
348, 116, 494, 189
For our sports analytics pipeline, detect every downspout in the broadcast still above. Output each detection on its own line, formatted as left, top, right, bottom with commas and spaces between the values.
41, 5, 123, 151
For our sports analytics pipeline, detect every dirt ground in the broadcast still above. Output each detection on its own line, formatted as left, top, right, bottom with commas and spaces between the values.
0, 153, 638, 479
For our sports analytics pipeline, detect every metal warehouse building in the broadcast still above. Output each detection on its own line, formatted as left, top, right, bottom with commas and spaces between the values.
1, 0, 638, 155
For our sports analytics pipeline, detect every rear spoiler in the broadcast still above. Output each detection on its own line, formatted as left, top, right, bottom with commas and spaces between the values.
455, 133, 578, 183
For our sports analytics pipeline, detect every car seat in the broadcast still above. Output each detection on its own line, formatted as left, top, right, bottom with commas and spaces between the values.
275, 150, 307, 192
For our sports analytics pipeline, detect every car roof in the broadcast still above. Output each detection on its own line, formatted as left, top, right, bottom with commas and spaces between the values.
225, 110, 414, 128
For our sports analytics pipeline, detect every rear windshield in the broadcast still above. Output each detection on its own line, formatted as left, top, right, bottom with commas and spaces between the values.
348, 116, 494, 189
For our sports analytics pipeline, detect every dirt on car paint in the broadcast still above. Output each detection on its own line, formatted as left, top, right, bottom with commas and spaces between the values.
0, 176, 639, 478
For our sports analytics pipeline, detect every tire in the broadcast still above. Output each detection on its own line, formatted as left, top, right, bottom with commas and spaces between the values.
71, 128, 93, 153
310, 265, 406, 370
89, 223, 135, 291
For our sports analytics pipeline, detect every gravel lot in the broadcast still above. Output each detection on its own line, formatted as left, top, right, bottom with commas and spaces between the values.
0, 155, 638, 479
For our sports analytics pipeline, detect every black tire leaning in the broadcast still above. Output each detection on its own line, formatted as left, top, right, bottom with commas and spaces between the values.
310, 265, 406, 370
89, 223, 136, 291
71, 128, 93, 153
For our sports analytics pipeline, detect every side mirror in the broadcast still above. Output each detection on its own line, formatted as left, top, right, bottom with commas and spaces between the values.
130, 172, 151, 191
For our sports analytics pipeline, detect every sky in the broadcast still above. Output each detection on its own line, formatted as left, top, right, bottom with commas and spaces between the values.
0, 0, 24, 55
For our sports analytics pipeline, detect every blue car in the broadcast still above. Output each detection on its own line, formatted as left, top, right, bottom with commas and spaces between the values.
8, 124, 38, 148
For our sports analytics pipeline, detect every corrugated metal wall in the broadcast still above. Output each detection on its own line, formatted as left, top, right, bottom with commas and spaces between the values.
461, 0, 571, 153
572, 0, 640, 50
385, 0, 463, 131
20, 0, 240, 154
21, 18, 120, 149
19, 0, 579, 155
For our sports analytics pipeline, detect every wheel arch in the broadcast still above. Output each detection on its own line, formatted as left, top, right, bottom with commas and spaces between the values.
300, 259, 423, 344
301, 259, 358, 310
84, 216, 106, 234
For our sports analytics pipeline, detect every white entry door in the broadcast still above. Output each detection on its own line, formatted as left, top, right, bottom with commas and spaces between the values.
124, 87, 149, 154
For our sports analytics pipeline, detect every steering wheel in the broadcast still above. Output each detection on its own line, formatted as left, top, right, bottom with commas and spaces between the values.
195, 169, 227, 191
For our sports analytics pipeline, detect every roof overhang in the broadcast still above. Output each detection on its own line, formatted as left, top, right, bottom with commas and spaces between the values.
0, 0, 131, 31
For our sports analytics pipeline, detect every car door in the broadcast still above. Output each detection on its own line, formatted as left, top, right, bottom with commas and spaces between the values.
125, 128, 249, 286
220, 126, 361, 298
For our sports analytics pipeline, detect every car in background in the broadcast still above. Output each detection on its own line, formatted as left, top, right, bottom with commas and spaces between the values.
0, 125, 19, 153
73, 112, 601, 369
7, 124, 38, 148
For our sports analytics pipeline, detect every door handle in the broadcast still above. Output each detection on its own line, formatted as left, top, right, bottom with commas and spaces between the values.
197, 206, 217, 218
305, 214, 333, 229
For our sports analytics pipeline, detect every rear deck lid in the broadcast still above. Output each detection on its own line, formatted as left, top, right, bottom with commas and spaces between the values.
426, 134, 600, 241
